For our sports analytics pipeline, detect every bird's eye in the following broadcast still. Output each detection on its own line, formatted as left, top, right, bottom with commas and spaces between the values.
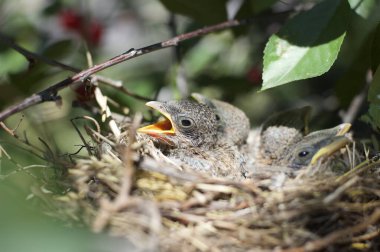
298, 151, 309, 157
180, 118, 193, 127
215, 114, 221, 121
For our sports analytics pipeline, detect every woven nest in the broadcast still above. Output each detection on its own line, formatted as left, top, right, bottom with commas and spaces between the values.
42, 116, 380, 252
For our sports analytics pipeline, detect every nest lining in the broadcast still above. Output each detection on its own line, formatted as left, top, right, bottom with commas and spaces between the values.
39, 122, 380, 252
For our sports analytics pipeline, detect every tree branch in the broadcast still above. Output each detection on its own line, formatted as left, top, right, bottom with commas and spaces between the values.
0, 19, 245, 122
0, 32, 152, 101
0, 32, 79, 72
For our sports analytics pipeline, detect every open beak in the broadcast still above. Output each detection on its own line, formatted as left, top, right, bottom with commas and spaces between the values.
310, 123, 351, 165
137, 101, 176, 135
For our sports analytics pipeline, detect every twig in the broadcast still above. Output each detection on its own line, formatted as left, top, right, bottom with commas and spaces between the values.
82, 116, 101, 141
0, 164, 48, 180
0, 120, 51, 158
0, 32, 78, 72
117, 112, 142, 204
323, 176, 358, 205
70, 117, 98, 156
0, 144, 41, 180
349, 230, 380, 242
281, 209, 380, 252
0, 115, 24, 138
303, 209, 380, 251
335, 159, 378, 183
0, 32, 152, 101
162, 211, 208, 224
139, 156, 202, 182
95, 75, 149, 102
37, 137, 55, 161
92, 113, 142, 232
0, 122, 16, 137
168, 14, 189, 98
87, 127, 115, 147
0, 19, 245, 122
180, 191, 220, 211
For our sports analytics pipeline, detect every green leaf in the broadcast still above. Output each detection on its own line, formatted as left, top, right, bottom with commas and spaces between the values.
371, 23, 380, 72
340, 0, 380, 69
159, 0, 227, 24
42, 0, 63, 16
247, 0, 278, 14
368, 65, 380, 104
159, 0, 279, 25
42, 40, 74, 60
236, 0, 278, 18
261, 0, 349, 90
348, 0, 378, 19
335, 35, 372, 107
334, 0, 380, 106
367, 65, 380, 129
0, 49, 26, 77
367, 105, 380, 130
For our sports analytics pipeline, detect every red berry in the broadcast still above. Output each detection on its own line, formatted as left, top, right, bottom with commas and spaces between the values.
247, 66, 262, 85
73, 83, 95, 102
89, 21, 103, 46
59, 9, 83, 31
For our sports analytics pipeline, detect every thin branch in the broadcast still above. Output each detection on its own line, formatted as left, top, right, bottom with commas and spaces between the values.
92, 113, 142, 232
304, 209, 380, 251
95, 75, 150, 101
168, 14, 189, 98
0, 32, 151, 101
0, 32, 78, 72
117, 112, 142, 204
0, 144, 41, 180
0, 121, 47, 155
0, 19, 245, 122
70, 117, 95, 156
281, 209, 380, 252
0, 122, 16, 137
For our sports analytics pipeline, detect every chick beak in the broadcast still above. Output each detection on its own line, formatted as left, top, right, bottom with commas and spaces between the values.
310, 123, 351, 165
335, 123, 352, 136
137, 101, 176, 135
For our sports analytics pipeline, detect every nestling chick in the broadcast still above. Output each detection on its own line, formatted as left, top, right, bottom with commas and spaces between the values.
246, 107, 352, 174
138, 99, 246, 179
138, 100, 219, 148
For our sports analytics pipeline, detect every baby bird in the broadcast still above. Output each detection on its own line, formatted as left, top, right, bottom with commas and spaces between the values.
138, 100, 218, 148
138, 99, 246, 179
245, 107, 352, 176
138, 96, 351, 180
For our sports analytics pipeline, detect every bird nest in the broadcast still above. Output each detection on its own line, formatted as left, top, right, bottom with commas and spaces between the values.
40, 116, 380, 252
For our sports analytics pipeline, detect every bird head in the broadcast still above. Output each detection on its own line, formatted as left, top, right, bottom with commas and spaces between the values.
137, 100, 219, 147
191, 93, 250, 145
259, 106, 311, 162
259, 107, 351, 168
284, 123, 351, 168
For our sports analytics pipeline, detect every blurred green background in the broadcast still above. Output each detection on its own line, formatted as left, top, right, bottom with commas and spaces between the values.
0, 0, 379, 251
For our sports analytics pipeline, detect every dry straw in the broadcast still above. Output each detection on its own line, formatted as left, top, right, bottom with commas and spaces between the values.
35, 114, 380, 252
